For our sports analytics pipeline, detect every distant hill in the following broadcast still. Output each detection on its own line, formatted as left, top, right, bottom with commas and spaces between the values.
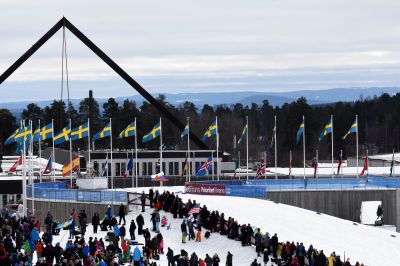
1, 87, 399, 118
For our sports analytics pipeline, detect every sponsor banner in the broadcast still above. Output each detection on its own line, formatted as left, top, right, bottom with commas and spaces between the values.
185, 183, 225, 195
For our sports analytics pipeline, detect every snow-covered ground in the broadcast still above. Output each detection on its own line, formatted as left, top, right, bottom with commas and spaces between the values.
126, 186, 400, 265
48, 198, 258, 265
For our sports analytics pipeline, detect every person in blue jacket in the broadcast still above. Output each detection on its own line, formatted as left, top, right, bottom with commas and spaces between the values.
133, 246, 142, 266
107, 205, 113, 218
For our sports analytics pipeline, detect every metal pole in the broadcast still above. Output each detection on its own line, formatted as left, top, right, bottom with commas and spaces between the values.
303, 115, 306, 179
356, 115, 359, 178
135, 117, 138, 187
69, 119, 73, 188
331, 115, 334, 178
289, 150, 292, 178
187, 117, 191, 183
52, 119, 55, 182
275, 115, 277, 180
246, 116, 249, 181
316, 149, 319, 179
88, 118, 91, 177
216, 116, 219, 181
160, 117, 163, 187
22, 120, 27, 215
38, 120, 42, 183
110, 118, 113, 189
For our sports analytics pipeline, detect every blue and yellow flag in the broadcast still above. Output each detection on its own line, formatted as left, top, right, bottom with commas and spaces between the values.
343, 117, 358, 140
142, 122, 161, 143
71, 122, 89, 141
93, 122, 111, 141
33, 123, 53, 142
319, 118, 333, 141
201, 120, 217, 142
5, 128, 20, 145
237, 124, 248, 145
14, 124, 32, 144
54, 124, 71, 145
296, 117, 305, 144
180, 118, 189, 142
118, 121, 136, 139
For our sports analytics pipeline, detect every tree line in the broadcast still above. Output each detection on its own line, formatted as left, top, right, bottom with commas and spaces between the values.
0, 92, 399, 167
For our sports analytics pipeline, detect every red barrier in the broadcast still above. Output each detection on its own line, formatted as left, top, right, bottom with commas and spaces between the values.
185, 183, 225, 195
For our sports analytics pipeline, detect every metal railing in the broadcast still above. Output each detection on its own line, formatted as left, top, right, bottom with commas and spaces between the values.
27, 182, 127, 204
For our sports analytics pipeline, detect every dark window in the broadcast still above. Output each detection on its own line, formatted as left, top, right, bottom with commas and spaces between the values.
169, 162, 173, 175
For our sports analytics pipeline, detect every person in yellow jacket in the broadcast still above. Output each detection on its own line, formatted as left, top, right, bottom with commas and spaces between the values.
328, 252, 336, 266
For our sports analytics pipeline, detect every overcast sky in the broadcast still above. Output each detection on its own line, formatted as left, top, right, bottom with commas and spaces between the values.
0, 0, 400, 102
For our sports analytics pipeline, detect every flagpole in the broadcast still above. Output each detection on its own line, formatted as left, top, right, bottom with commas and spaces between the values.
264, 151, 267, 181
216, 116, 219, 181
393, 148, 395, 177
135, 117, 138, 188
356, 115, 359, 178
52, 119, 55, 182
22, 120, 27, 215
303, 115, 306, 179
275, 115, 277, 180
38, 120, 42, 183
289, 150, 292, 178
30, 120, 35, 214
69, 119, 73, 188
246, 116, 249, 181
110, 118, 114, 189
187, 117, 191, 183
316, 149, 319, 179
88, 118, 91, 178
331, 114, 334, 178
340, 149, 343, 176
160, 117, 163, 187
29, 120, 33, 185
131, 149, 134, 187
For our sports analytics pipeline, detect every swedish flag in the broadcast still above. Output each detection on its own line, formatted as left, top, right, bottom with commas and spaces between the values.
296, 117, 305, 144
180, 118, 189, 142
71, 122, 89, 141
54, 124, 71, 145
237, 124, 248, 145
14, 124, 32, 144
118, 121, 136, 139
201, 120, 217, 141
5, 128, 20, 145
343, 117, 358, 140
142, 122, 161, 143
93, 122, 111, 141
319, 118, 333, 141
33, 123, 53, 142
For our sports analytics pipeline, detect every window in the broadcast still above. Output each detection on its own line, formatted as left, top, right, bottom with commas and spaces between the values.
174, 162, 179, 175
169, 162, 174, 175
116, 163, 121, 176
108, 163, 111, 176
148, 162, 153, 175
143, 162, 147, 176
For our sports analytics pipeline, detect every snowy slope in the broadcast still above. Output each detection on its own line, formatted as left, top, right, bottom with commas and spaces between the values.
48, 202, 258, 265
128, 187, 400, 265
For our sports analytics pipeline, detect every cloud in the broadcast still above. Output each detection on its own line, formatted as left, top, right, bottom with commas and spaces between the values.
1, 0, 400, 101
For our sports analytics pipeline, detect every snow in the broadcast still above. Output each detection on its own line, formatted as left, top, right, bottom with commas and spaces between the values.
48, 199, 257, 265
127, 186, 400, 265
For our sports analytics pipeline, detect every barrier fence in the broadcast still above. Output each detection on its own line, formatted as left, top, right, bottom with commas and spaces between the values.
27, 182, 128, 204
185, 176, 400, 198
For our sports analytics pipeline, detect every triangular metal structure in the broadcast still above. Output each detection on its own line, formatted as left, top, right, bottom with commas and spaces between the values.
0, 17, 208, 149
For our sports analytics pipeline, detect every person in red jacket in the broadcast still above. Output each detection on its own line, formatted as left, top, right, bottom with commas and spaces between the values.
0, 243, 8, 266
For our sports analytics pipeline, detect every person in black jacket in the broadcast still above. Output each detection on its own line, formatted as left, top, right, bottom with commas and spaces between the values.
140, 191, 147, 212
212, 253, 220, 266
149, 189, 154, 208
136, 214, 144, 235
129, 219, 137, 240
167, 247, 174, 266
226, 251, 233, 266
118, 204, 126, 225
317, 250, 327, 266
92, 212, 100, 234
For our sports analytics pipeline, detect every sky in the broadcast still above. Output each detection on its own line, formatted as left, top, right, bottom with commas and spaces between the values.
1, 0, 400, 102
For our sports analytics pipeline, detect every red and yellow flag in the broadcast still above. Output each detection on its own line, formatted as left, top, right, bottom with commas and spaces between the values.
62, 155, 80, 177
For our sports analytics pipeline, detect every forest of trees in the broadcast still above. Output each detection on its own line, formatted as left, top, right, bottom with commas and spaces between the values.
0, 92, 399, 167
